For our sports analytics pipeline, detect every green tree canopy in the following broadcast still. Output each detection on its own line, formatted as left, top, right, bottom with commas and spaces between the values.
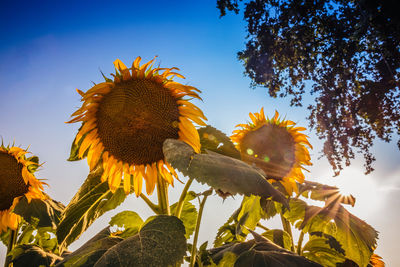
217, 0, 400, 175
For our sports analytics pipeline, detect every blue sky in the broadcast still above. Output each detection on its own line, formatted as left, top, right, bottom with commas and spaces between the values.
1, 0, 399, 265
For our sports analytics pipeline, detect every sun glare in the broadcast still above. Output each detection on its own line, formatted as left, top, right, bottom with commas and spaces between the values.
318, 167, 382, 216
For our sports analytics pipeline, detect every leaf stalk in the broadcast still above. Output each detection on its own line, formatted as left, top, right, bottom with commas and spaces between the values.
190, 189, 212, 267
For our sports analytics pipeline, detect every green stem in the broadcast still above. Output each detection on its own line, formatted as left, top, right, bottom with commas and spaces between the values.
190, 189, 212, 267
4, 229, 17, 267
156, 173, 170, 215
280, 214, 295, 252
140, 193, 161, 214
297, 231, 305, 255
256, 223, 270, 232
174, 178, 194, 218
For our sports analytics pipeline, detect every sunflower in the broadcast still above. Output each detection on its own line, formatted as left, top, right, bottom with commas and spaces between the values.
68, 57, 207, 196
231, 108, 312, 195
0, 145, 46, 233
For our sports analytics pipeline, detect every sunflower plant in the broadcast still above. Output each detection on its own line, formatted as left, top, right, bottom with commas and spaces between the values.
1, 57, 384, 267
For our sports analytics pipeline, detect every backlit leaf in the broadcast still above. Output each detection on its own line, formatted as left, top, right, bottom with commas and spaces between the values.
109, 211, 143, 238
302, 237, 346, 267
262, 229, 292, 250
280, 199, 378, 267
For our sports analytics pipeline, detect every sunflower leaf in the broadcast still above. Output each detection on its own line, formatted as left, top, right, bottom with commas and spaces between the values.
198, 125, 240, 159
214, 208, 241, 247
261, 229, 293, 250
56, 165, 127, 249
163, 139, 289, 208
109, 211, 143, 239
93, 215, 187, 267
208, 232, 322, 267
9, 244, 62, 267
55, 227, 123, 267
235, 196, 265, 240
170, 191, 198, 239
301, 236, 346, 267
280, 198, 378, 267
14, 197, 65, 229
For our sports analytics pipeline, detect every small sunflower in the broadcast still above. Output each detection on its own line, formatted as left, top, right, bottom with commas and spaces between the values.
231, 108, 312, 195
68, 57, 207, 196
0, 145, 46, 233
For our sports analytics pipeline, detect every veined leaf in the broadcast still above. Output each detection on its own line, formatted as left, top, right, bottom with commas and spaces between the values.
236, 195, 264, 239
56, 165, 127, 249
198, 125, 240, 159
163, 139, 288, 208
56, 227, 123, 267
260, 198, 279, 219
208, 232, 322, 267
14, 196, 65, 228
109, 211, 143, 239
214, 208, 241, 247
94, 215, 187, 267
280, 199, 378, 267
262, 229, 292, 250
302, 237, 346, 267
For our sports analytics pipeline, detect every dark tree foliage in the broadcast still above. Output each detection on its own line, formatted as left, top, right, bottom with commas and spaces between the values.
217, 0, 400, 175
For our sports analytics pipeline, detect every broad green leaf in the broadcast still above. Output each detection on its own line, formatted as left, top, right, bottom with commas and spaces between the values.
56, 165, 127, 248
170, 192, 198, 238
9, 244, 62, 267
262, 229, 292, 250
109, 211, 143, 238
236, 196, 264, 239
260, 198, 279, 219
14, 196, 65, 228
216, 252, 237, 267
309, 232, 345, 254
35, 227, 59, 253
56, 227, 123, 267
163, 139, 289, 208
94, 215, 187, 267
214, 208, 241, 247
302, 237, 346, 267
198, 125, 241, 159
281, 199, 378, 267
209, 232, 322, 267
214, 196, 267, 246
17, 224, 35, 245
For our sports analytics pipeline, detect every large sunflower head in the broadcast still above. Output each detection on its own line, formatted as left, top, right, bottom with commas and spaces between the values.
0, 145, 46, 233
231, 108, 312, 195
68, 57, 207, 196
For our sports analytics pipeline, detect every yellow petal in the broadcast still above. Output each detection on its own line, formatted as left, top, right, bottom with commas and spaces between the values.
113, 59, 128, 70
